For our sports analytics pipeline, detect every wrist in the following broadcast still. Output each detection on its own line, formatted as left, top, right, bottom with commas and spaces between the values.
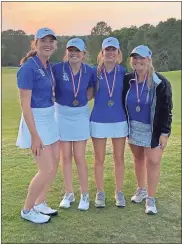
161, 133, 169, 137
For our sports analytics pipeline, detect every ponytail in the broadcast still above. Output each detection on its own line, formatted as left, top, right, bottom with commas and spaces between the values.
147, 58, 155, 88
20, 40, 37, 65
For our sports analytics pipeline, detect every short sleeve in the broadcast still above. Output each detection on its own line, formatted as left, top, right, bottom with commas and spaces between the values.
17, 64, 34, 90
120, 65, 126, 75
88, 67, 97, 88
52, 62, 62, 83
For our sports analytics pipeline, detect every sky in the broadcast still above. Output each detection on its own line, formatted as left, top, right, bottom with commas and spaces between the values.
2, 1, 181, 36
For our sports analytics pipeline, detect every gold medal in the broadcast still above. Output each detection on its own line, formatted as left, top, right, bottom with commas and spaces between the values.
52, 96, 56, 102
73, 100, 79, 106
136, 105, 140, 112
108, 100, 114, 107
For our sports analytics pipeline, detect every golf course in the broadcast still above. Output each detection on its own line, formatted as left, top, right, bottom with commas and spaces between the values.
2, 68, 181, 243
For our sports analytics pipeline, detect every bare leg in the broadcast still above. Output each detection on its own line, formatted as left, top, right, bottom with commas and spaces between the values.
60, 141, 73, 193
73, 140, 88, 193
92, 138, 107, 191
145, 147, 163, 197
129, 144, 146, 189
35, 141, 60, 205
112, 138, 126, 192
23, 145, 58, 210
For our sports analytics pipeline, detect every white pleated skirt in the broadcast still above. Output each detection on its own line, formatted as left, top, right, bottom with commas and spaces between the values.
90, 121, 128, 138
55, 103, 90, 141
16, 106, 60, 148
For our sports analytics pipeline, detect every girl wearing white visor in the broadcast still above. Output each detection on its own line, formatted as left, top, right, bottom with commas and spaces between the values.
52, 38, 94, 211
16, 28, 60, 223
90, 37, 128, 208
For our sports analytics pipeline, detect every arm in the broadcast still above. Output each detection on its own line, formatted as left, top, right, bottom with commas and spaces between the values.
158, 78, 173, 149
17, 66, 44, 156
87, 87, 94, 101
160, 79, 173, 135
87, 67, 97, 100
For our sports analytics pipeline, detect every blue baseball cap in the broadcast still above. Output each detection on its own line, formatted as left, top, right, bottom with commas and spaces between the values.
102, 37, 120, 49
66, 38, 86, 51
34, 28, 57, 40
130, 45, 152, 58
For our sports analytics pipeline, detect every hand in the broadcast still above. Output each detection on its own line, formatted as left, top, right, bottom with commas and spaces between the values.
159, 135, 168, 150
87, 88, 94, 101
31, 134, 44, 156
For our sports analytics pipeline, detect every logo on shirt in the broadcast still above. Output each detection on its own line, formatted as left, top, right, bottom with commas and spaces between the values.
38, 69, 45, 77
63, 72, 69, 81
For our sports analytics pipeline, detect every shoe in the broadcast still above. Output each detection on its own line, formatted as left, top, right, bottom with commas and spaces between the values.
78, 193, 89, 211
131, 187, 147, 203
95, 191, 105, 208
21, 208, 51, 224
59, 192, 75, 209
34, 202, 58, 216
145, 197, 157, 214
115, 192, 126, 207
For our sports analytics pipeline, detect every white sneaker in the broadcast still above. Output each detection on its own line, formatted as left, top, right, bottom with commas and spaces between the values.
59, 192, 75, 209
34, 202, 58, 216
131, 187, 147, 203
21, 208, 51, 224
145, 197, 157, 214
78, 193, 89, 211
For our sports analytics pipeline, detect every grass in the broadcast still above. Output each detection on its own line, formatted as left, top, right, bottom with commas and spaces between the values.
2, 68, 181, 243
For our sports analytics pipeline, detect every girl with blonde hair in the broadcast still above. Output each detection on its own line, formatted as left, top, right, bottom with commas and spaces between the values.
90, 37, 128, 208
123, 45, 173, 214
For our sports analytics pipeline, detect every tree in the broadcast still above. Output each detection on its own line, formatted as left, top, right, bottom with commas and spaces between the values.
91, 21, 112, 37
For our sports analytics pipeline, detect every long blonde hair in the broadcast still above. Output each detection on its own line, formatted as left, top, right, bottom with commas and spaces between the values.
20, 40, 37, 65
130, 57, 155, 88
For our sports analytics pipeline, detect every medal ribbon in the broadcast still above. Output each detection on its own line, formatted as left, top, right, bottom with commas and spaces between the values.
69, 64, 82, 98
48, 63, 56, 97
103, 65, 117, 98
135, 71, 148, 104
32, 56, 56, 99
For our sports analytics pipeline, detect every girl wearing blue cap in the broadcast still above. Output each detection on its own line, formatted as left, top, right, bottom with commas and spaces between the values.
52, 38, 94, 211
90, 37, 128, 208
123, 45, 172, 214
16, 28, 60, 223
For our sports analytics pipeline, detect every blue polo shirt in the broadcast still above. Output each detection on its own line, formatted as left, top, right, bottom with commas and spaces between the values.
17, 55, 54, 108
52, 62, 94, 107
126, 79, 152, 124
90, 65, 127, 123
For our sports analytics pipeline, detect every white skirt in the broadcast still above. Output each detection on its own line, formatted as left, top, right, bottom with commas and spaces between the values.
55, 103, 90, 141
16, 106, 60, 148
90, 121, 128, 138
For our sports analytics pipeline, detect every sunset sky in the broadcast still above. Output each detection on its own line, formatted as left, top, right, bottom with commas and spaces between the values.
2, 1, 181, 36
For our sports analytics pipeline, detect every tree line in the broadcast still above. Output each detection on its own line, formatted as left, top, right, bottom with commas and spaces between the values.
2, 18, 181, 72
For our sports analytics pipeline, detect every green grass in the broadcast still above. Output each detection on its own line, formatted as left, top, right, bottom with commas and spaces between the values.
2, 68, 181, 243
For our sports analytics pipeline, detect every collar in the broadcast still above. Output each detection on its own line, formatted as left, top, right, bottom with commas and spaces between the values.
152, 72, 161, 85
33, 55, 49, 69
132, 71, 162, 85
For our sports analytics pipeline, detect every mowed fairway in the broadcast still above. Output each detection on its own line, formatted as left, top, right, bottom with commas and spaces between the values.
2, 68, 181, 243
